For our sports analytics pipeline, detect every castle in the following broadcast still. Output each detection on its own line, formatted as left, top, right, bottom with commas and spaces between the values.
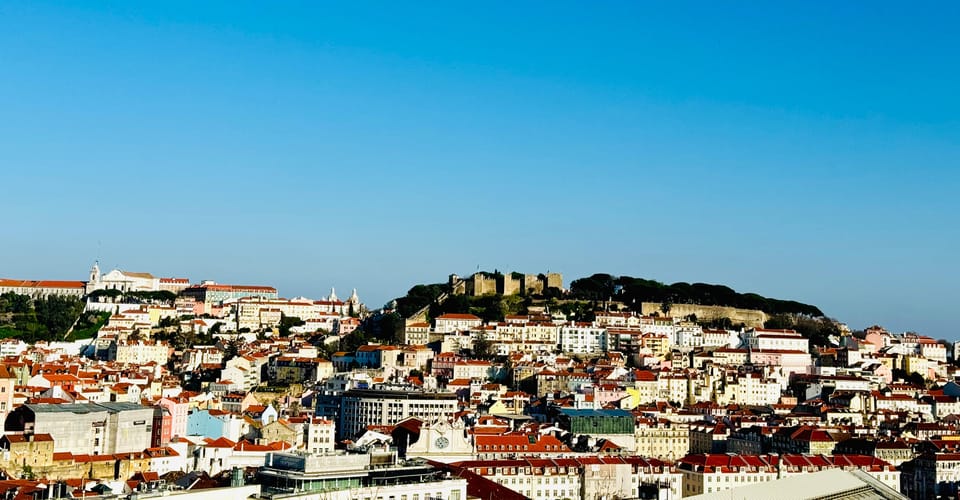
449, 271, 562, 297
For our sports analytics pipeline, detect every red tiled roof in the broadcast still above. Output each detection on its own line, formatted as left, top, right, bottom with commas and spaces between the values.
0, 279, 85, 289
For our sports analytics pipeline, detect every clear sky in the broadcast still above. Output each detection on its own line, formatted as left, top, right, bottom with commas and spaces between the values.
1, 2, 958, 338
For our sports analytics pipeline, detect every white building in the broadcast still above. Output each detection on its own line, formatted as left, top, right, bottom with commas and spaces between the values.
110, 339, 171, 365
304, 418, 336, 455
435, 313, 483, 334
743, 328, 809, 352
0, 279, 86, 299
560, 324, 608, 354
450, 456, 682, 500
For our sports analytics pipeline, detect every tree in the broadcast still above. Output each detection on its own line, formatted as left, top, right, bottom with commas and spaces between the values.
208, 322, 223, 336
33, 295, 84, 338
0, 292, 31, 314
660, 301, 672, 316
907, 371, 927, 388
395, 283, 446, 318
223, 336, 243, 362
473, 331, 492, 360
279, 314, 305, 336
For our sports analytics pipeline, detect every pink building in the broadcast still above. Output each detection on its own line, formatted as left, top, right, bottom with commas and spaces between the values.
158, 396, 191, 443
590, 384, 627, 407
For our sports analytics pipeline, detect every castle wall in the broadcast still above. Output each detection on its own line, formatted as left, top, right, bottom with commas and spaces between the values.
640, 302, 767, 328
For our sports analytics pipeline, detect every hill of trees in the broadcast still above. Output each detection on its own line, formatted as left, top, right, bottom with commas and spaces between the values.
569, 273, 824, 317
0, 292, 107, 342
355, 272, 832, 348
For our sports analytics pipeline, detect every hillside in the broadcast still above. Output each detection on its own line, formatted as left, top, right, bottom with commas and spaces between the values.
568, 274, 824, 317
375, 272, 839, 346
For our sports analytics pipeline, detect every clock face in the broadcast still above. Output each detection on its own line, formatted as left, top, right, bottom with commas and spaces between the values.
435, 436, 450, 449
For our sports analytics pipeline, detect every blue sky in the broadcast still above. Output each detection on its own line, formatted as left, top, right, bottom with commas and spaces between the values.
1, 2, 957, 338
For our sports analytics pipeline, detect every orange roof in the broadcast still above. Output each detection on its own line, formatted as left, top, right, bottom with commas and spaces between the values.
0, 279, 85, 289
437, 313, 482, 320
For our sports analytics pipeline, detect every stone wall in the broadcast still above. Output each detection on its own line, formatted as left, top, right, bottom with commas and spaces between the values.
640, 302, 767, 328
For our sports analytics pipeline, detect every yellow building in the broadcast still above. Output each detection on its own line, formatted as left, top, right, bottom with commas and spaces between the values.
0, 433, 55, 474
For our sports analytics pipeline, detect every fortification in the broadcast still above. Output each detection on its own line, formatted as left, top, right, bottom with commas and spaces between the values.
640, 302, 768, 328
451, 271, 563, 297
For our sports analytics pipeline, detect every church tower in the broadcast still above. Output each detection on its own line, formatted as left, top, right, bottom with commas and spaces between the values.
86, 261, 102, 294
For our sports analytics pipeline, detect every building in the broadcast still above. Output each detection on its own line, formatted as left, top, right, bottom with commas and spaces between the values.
678, 454, 900, 497
435, 313, 483, 334
901, 451, 960, 500
453, 360, 495, 381
634, 419, 690, 460
0, 433, 55, 471
404, 322, 432, 345
95, 268, 160, 292
180, 282, 278, 310
685, 468, 906, 500
447, 456, 681, 500
258, 450, 467, 500
304, 418, 335, 455
4, 402, 155, 455
559, 325, 608, 354
338, 388, 458, 440
0, 279, 86, 299
558, 408, 635, 435
110, 339, 171, 365
474, 433, 573, 460
742, 328, 809, 352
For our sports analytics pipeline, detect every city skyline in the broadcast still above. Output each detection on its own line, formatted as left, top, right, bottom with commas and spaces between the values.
2, 2, 958, 339
0, 257, 943, 339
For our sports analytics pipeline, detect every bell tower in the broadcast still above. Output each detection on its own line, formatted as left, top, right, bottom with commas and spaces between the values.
86, 261, 102, 294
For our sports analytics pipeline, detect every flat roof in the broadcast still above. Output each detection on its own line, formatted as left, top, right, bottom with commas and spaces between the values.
686, 469, 906, 500
26, 402, 149, 414
559, 409, 633, 417
344, 389, 457, 400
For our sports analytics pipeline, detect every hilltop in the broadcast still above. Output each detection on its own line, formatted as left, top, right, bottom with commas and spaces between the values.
377, 271, 838, 347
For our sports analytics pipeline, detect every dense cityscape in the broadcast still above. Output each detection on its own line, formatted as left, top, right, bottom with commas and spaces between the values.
0, 265, 954, 499
4, 3, 958, 499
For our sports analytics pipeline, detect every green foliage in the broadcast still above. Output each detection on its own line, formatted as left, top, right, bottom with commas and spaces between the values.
351, 311, 404, 345
158, 316, 180, 328
541, 287, 563, 299
569, 274, 824, 317
279, 314, 306, 336
395, 283, 447, 318
208, 322, 223, 336
223, 336, 243, 362
88, 289, 176, 304
891, 368, 927, 387
698, 317, 742, 330
556, 301, 595, 322
378, 312, 403, 342
339, 327, 371, 352
765, 313, 840, 348
0, 293, 85, 342
154, 326, 215, 352
121, 290, 178, 304
473, 330, 492, 360
67, 311, 111, 341
430, 293, 527, 323
0, 292, 31, 314
568, 274, 617, 301
87, 288, 123, 300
